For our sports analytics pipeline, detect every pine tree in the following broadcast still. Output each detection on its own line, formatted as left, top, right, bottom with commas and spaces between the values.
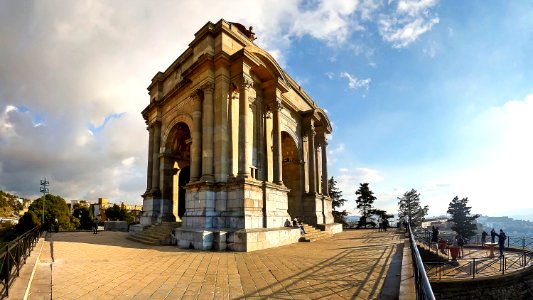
328, 177, 348, 225
397, 188, 428, 227
447, 196, 480, 239
355, 183, 376, 228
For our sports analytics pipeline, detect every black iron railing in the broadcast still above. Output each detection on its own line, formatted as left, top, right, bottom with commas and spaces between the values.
406, 222, 436, 300
0, 226, 41, 298
424, 250, 533, 279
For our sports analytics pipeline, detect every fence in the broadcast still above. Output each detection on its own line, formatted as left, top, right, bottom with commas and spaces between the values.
412, 229, 533, 280
0, 226, 41, 298
406, 222, 436, 300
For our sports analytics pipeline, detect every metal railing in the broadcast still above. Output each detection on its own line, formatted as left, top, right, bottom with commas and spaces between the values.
424, 251, 533, 280
406, 222, 436, 300
0, 226, 41, 298
411, 229, 533, 280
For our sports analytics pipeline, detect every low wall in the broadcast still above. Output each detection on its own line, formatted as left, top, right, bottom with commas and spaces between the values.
104, 221, 129, 232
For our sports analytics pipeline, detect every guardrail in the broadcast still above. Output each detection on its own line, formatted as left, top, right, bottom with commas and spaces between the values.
0, 226, 41, 298
406, 222, 436, 300
412, 229, 533, 280
424, 250, 533, 280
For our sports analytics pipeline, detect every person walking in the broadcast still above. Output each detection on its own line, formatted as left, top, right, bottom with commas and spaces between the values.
377, 216, 383, 232
498, 229, 507, 257
93, 217, 99, 234
490, 228, 497, 243
456, 234, 465, 258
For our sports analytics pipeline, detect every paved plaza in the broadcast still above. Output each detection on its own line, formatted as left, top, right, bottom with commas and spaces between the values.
8, 229, 404, 300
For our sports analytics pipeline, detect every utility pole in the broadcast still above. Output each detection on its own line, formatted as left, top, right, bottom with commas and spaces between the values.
40, 178, 49, 226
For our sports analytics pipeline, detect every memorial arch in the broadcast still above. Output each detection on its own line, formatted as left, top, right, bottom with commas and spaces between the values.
141, 19, 341, 251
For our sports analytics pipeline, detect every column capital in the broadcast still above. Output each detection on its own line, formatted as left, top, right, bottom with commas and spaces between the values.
200, 80, 215, 94
239, 74, 254, 90
268, 98, 283, 112
307, 124, 316, 136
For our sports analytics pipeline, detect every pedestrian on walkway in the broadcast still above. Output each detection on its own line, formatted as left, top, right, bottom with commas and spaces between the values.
455, 234, 465, 258
377, 216, 383, 232
93, 217, 99, 234
498, 229, 506, 257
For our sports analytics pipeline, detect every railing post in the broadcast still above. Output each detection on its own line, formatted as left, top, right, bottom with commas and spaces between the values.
523, 238, 526, 250
472, 258, 476, 278
507, 236, 510, 248
4, 245, 9, 297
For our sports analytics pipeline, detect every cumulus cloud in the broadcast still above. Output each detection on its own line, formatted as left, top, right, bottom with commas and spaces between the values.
340, 72, 372, 90
378, 0, 440, 48
0, 0, 439, 203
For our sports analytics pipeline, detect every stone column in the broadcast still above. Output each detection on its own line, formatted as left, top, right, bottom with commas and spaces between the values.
272, 99, 283, 185
145, 124, 154, 193
321, 139, 329, 196
238, 75, 254, 179
307, 123, 316, 194
316, 145, 322, 194
190, 92, 202, 181
150, 121, 161, 195
201, 82, 215, 182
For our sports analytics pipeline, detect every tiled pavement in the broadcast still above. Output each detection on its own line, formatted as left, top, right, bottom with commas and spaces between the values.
8, 229, 404, 300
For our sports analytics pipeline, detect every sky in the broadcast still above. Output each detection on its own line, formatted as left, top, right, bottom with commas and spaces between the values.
1, 0, 532, 221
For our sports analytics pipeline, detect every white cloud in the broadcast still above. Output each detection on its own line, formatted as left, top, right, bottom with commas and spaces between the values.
378, 0, 440, 48
340, 72, 372, 90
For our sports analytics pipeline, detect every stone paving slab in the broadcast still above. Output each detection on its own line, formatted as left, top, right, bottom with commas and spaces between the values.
10, 229, 403, 300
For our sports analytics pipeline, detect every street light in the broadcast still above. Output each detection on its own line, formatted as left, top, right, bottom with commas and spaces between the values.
40, 178, 49, 226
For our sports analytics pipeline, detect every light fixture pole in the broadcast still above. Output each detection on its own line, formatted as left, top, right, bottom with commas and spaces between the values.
40, 178, 49, 226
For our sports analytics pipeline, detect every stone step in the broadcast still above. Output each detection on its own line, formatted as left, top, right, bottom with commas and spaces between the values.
299, 223, 332, 242
127, 222, 181, 246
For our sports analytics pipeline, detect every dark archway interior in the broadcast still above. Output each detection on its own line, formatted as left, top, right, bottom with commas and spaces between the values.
281, 132, 301, 219
168, 122, 191, 221
177, 166, 190, 219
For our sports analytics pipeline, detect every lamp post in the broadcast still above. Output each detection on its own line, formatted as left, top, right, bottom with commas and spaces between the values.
40, 178, 49, 226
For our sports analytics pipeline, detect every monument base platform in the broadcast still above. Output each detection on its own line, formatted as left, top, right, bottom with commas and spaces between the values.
173, 226, 304, 252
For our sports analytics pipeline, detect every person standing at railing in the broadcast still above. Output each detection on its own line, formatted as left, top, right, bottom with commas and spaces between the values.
498, 229, 507, 257
431, 226, 439, 251
481, 230, 488, 247
491, 228, 497, 243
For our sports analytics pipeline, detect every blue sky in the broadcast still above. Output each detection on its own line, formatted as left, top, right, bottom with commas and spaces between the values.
1, 0, 532, 220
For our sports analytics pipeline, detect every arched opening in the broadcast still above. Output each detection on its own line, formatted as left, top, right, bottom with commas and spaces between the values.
166, 122, 191, 221
281, 132, 301, 219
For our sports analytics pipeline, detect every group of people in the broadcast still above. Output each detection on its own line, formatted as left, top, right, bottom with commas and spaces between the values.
481, 228, 507, 256
377, 216, 389, 232
284, 216, 306, 235
430, 226, 508, 258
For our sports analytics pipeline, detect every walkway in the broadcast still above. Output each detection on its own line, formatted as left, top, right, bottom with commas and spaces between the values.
7, 229, 403, 300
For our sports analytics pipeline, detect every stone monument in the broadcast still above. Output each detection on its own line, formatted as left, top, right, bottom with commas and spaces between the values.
141, 19, 341, 251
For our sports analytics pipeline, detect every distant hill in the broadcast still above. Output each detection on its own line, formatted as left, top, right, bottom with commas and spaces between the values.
477, 215, 533, 237
0, 190, 28, 217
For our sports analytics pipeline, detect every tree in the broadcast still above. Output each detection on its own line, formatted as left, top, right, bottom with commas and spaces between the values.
16, 211, 40, 234
447, 196, 480, 239
355, 183, 376, 228
28, 194, 76, 230
105, 204, 135, 224
328, 177, 348, 225
397, 188, 428, 227
73, 205, 92, 230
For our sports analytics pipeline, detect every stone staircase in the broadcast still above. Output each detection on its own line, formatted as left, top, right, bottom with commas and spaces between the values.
127, 222, 181, 246
299, 224, 332, 242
